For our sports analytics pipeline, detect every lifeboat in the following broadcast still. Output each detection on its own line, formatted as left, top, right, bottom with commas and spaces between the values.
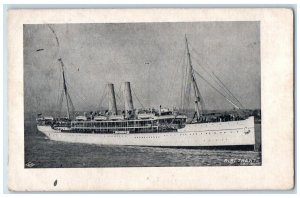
75, 116, 87, 121
137, 113, 154, 119
109, 115, 125, 120
94, 115, 107, 121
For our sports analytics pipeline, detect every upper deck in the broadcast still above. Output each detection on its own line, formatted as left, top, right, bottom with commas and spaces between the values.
68, 114, 187, 133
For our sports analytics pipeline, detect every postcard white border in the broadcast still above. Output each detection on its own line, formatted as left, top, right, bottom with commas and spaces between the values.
8, 8, 294, 191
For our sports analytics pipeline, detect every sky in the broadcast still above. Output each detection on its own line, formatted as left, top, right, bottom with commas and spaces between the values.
23, 22, 260, 113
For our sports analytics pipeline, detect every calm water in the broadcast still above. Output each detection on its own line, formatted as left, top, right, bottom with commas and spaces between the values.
25, 121, 261, 168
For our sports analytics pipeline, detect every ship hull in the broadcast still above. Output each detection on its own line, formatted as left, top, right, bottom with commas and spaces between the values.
37, 116, 255, 148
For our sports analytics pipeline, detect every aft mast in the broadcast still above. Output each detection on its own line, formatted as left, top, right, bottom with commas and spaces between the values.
185, 35, 202, 121
58, 58, 70, 119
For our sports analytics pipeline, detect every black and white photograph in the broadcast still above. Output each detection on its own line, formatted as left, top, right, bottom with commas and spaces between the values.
24, 21, 262, 168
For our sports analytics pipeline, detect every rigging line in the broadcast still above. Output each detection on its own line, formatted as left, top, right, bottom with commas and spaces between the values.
98, 85, 108, 110
65, 87, 89, 111
166, 49, 184, 107
193, 69, 240, 109
61, 63, 95, 99
69, 94, 75, 112
40, 60, 61, 111
63, 87, 86, 106
58, 89, 64, 117
64, 81, 89, 104
180, 69, 184, 109
147, 63, 151, 108
31, 50, 59, 109
194, 77, 206, 112
63, 60, 85, 77
167, 50, 182, 101
58, 88, 73, 118
118, 84, 125, 109
114, 84, 124, 109
115, 89, 122, 101
55, 63, 62, 107
184, 59, 192, 112
182, 54, 188, 107
191, 46, 231, 80
191, 56, 243, 109
61, 70, 89, 104
132, 87, 145, 109
59, 93, 70, 117
189, 46, 219, 75
182, 63, 188, 111
180, 52, 184, 109
189, 46, 242, 106
67, 92, 75, 113
190, 50, 243, 109
181, 48, 189, 111
191, 56, 238, 104
173, 47, 187, 108
211, 72, 245, 109
183, 58, 192, 110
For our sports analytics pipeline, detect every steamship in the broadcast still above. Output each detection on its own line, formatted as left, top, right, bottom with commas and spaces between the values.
36, 36, 255, 149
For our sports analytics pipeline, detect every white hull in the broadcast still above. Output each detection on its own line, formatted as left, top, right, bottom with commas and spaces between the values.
37, 116, 255, 147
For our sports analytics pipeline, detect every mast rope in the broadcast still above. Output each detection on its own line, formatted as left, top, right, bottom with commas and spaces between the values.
67, 92, 75, 115
98, 85, 108, 110
166, 49, 185, 107
180, 46, 187, 110
170, 47, 187, 109
193, 69, 241, 109
115, 84, 125, 110
132, 86, 145, 109
211, 72, 245, 109
190, 46, 244, 109
64, 81, 89, 106
191, 53, 240, 107
56, 65, 62, 111
183, 57, 192, 112
192, 74, 206, 112
192, 52, 243, 109
57, 89, 64, 117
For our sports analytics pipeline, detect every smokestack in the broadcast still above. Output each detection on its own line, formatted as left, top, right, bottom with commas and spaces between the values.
124, 82, 134, 117
108, 83, 117, 115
